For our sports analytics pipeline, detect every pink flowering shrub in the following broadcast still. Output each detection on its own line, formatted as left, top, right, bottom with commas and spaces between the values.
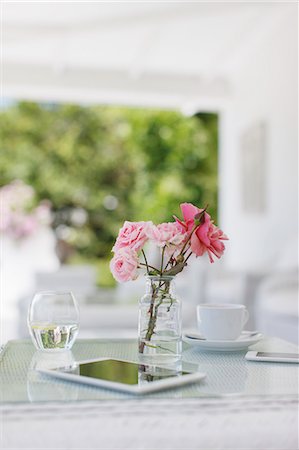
0, 180, 52, 240
110, 202, 228, 283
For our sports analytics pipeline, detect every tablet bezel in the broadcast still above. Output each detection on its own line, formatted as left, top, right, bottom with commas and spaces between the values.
245, 351, 299, 363
37, 357, 206, 394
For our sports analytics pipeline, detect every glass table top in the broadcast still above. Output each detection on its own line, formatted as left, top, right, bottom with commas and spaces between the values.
0, 337, 298, 403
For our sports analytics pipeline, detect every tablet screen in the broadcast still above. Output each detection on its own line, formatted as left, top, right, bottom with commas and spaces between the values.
56, 359, 188, 386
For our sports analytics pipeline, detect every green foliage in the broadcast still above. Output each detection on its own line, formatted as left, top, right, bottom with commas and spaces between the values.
0, 102, 218, 263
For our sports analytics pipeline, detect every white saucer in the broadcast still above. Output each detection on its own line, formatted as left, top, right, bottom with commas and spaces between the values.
183, 330, 264, 352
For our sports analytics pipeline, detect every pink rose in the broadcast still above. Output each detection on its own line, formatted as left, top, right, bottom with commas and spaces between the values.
146, 222, 187, 248
113, 221, 149, 252
110, 248, 139, 283
177, 202, 228, 263
191, 222, 228, 262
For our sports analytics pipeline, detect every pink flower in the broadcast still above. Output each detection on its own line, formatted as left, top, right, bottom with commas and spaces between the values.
177, 202, 228, 263
146, 222, 187, 248
110, 248, 139, 283
113, 221, 149, 252
191, 222, 228, 263
0, 181, 52, 240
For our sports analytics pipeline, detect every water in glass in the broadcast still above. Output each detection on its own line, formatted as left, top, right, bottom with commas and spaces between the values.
28, 291, 79, 351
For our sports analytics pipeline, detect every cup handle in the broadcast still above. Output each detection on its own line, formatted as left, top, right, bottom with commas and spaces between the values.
243, 309, 249, 326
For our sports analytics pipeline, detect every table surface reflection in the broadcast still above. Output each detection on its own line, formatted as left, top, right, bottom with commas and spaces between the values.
0, 337, 298, 403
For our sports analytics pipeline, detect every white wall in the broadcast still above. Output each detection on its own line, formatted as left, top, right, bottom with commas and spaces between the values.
219, 5, 298, 272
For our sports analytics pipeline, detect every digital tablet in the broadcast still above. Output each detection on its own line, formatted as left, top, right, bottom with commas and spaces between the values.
245, 351, 299, 363
38, 358, 206, 394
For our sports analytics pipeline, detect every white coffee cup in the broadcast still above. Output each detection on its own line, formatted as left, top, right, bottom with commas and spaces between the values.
196, 304, 249, 341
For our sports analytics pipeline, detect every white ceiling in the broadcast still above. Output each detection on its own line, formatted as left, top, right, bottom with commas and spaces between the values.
2, 2, 294, 110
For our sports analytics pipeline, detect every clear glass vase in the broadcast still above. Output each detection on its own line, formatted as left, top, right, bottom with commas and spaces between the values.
138, 275, 182, 364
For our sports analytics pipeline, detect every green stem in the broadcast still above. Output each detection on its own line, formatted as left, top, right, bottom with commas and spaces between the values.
141, 250, 160, 274
139, 281, 170, 354
164, 249, 176, 271
160, 246, 166, 275
184, 250, 193, 264
141, 250, 149, 274
139, 262, 160, 272
179, 223, 197, 255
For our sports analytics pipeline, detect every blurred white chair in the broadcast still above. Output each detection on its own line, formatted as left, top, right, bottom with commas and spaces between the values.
254, 235, 298, 344
1, 227, 59, 344
199, 261, 255, 328
17, 264, 98, 338
34, 265, 98, 301
78, 304, 138, 339
255, 271, 298, 344
203, 268, 247, 305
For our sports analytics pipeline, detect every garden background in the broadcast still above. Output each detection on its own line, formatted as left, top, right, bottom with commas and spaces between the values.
1, 102, 218, 286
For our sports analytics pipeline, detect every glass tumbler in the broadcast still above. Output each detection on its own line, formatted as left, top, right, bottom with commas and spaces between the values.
28, 291, 79, 351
